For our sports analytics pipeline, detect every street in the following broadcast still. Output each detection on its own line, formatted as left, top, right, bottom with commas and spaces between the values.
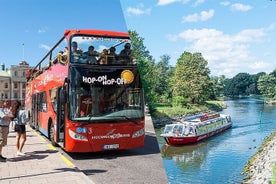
61, 115, 169, 184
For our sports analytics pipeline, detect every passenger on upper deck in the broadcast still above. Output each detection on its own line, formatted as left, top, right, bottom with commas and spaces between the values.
63, 46, 69, 56
119, 43, 133, 64
107, 46, 118, 64
82, 45, 99, 64
71, 41, 83, 63
98, 49, 108, 64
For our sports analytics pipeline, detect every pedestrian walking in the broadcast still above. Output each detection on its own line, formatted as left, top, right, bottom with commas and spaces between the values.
12, 101, 28, 156
0, 102, 15, 162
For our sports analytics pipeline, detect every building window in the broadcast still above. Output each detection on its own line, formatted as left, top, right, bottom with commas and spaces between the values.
23, 83, 26, 89
22, 71, 26, 77
14, 92, 18, 98
14, 83, 18, 89
4, 82, 8, 88
14, 71, 18, 77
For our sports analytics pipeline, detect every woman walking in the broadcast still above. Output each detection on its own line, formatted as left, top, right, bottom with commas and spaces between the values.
12, 101, 27, 156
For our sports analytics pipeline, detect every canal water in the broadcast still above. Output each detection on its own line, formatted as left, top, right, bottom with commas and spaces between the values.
155, 98, 276, 184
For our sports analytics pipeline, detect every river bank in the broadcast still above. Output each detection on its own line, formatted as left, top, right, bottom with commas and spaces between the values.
242, 130, 276, 184
155, 112, 276, 183
155, 98, 276, 183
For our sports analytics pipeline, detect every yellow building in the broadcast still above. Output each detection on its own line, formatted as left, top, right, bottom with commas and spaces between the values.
0, 61, 32, 107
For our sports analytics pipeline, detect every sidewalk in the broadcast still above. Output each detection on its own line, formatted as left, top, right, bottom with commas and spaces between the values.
0, 125, 94, 184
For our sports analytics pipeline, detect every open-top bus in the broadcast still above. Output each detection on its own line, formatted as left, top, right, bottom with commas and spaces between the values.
25, 30, 145, 152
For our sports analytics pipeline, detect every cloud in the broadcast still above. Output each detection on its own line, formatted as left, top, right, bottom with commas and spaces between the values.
231, 3, 252, 12
37, 27, 48, 34
194, 0, 205, 6
126, 4, 151, 16
157, 0, 189, 6
182, 9, 214, 22
167, 28, 271, 77
220, 2, 252, 12
220, 1, 230, 6
39, 44, 51, 51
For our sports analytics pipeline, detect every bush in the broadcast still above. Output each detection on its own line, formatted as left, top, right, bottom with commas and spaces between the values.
171, 96, 188, 107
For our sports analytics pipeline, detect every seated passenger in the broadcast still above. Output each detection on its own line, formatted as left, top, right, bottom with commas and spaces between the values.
178, 118, 185, 123
106, 46, 118, 64
61, 46, 69, 64
118, 43, 133, 64
53, 50, 64, 64
53, 46, 69, 65
82, 45, 99, 64
71, 41, 83, 63
98, 49, 108, 64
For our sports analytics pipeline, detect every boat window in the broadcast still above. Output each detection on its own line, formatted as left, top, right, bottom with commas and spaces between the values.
164, 125, 174, 134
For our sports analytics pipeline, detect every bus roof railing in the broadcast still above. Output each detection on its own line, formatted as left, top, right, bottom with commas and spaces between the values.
31, 35, 66, 74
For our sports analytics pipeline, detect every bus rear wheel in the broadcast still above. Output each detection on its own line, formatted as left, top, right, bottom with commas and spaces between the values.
49, 123, 58, 146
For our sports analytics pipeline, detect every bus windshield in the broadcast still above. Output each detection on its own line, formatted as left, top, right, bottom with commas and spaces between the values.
70, 35, 134, 65
69, 66, 144, 122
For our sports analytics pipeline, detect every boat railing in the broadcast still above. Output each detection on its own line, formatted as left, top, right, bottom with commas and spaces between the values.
199, 113, 220, 122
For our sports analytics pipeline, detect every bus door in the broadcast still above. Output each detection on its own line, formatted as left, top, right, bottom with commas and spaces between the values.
56, 87, 65, 145
31, 94, 39, 130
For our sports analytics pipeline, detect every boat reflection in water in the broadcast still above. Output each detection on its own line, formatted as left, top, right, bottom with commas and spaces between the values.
161, 143, 209, 170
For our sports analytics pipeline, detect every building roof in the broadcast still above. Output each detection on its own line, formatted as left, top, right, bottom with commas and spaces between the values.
0, 70, 10, 77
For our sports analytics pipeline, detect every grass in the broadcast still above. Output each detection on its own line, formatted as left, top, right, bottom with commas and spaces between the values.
150, 100, 226, 119
272, 164, 276, 184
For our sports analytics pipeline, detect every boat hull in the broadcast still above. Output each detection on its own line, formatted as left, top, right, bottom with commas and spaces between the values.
163, 123, 232, 145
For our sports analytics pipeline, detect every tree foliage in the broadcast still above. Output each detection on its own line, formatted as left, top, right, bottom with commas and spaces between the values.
129, 30, 156, 106
129, 29, 276, 110
154, 55, 173, 102
258, 74, 276, 100
170, 52, 212, 104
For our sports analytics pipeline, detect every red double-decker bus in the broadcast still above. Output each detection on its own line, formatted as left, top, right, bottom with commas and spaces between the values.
25, 30, 145, 152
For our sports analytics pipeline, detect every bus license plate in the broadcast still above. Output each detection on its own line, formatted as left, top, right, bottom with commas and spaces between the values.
102, 144, 119, 150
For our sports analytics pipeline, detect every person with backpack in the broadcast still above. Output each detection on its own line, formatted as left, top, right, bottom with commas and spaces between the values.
12, 101, 28, 156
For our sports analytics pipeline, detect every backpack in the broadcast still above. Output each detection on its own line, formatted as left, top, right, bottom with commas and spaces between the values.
16, 110, 28, 125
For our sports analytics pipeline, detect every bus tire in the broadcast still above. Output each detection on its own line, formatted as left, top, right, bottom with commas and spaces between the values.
49, 122, 58, 147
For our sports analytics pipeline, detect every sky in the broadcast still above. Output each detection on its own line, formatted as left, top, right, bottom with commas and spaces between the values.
1, 0, 276, 78
0, 0, 127, 69
120, 0, 276, 77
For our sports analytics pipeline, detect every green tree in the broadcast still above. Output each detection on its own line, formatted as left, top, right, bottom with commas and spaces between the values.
224, 73, 253, 96
154, 55, 173, 103
210, 75, 226, 99
170, 51, 211, 104
258, 74, 276, 100
129, 30, 156, 107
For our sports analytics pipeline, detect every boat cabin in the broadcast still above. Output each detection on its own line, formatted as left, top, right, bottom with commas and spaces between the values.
163, 114, 231, 137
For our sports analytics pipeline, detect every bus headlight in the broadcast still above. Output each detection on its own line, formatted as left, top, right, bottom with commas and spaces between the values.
69, 129, 88, 141
132, 128, 145, 138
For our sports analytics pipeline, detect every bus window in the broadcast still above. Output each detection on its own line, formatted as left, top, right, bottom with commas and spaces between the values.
38, 92, 47, 112
50, 88, 58, 113
128, 89, 141, 108
69, 67, 143, 121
